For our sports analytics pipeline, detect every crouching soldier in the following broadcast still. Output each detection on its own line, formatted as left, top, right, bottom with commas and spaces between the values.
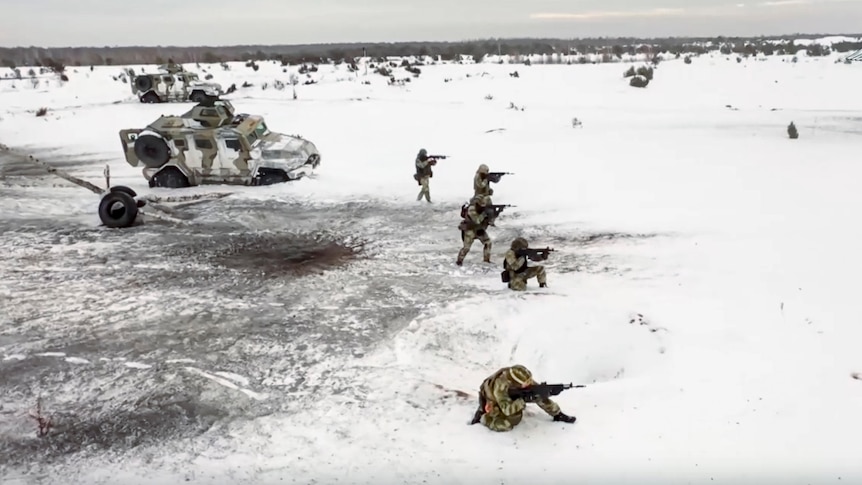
503, 237, 548, 290
475, 364, 576, 432
457, 195, 494, 266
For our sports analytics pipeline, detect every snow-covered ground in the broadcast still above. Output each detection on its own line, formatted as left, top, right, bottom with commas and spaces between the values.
1, 50, 861, 484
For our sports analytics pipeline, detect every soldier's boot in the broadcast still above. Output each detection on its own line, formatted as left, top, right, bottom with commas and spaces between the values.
553, 412, 576, 423
540, 283, 547, 288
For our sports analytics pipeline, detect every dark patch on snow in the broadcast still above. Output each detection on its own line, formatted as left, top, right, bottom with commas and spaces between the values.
210, 232, 365, 278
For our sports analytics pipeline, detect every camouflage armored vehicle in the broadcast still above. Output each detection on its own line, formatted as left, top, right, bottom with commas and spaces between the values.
130, 63, 223, 104
119, 99, 321, 188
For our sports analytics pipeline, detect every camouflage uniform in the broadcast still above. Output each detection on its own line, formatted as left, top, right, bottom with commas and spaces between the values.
473, 164, 493, 197
478, 365, 574, 432
457, 195, 494, 265
504, 237, 548, 291
414, 148, 435, 203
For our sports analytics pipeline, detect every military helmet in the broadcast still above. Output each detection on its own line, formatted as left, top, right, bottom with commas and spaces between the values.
478, 164, 490, 174
508, 365, 533, 386
418, 148, 427, 157
511, 237, 529, 250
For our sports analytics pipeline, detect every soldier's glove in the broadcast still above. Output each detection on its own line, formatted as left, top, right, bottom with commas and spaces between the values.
510, 399, 526, 414
553, 412, 576, 424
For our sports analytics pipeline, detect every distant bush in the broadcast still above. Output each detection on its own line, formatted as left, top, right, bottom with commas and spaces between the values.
636, 65, 653, 80
375, 66, 392, 76
787, 122, 798, 139
629, 75, 649, 88
36, 107, 47, 116
406, 65, 421, 76
204, 73, 213, 80
684, 56, 692, 64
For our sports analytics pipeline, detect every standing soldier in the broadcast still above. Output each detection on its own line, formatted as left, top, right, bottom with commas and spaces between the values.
457, 195, 494, 266
503, 237, 549, 290
474, 164, 493, 197
414, 148, 436, 203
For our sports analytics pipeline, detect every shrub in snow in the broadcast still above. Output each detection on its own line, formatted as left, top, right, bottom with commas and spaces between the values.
623, 66, 636, 78
629, 75, 649, 88
406, 66, 421, 76
204, 73, 213, 80
787, 122, 799, 139
684, 56, 692, 64
36, 107, 47, 117
226, 83, 237, 94
636, 65, 653, 80
375, 66, 392, 77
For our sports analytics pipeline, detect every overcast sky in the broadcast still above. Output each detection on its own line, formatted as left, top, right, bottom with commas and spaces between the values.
1, 0, 860, 47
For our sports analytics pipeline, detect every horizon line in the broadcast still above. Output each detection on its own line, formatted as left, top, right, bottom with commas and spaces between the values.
1, 31, 861, 51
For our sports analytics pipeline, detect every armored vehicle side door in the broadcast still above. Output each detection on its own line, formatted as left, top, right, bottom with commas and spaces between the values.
215, 136, 250, 178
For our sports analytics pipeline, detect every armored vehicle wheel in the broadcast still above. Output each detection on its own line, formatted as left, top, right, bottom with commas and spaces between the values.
189, 90, 207, 103
134, 134, 170, 168
149, 167, 190, 189
98, 191, 139, 228
140, 92, 160, 103
257, 171, 289, 186
134, 76, 153, 92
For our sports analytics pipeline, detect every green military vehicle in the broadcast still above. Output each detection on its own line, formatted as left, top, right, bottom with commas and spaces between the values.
119, 99, 321, 188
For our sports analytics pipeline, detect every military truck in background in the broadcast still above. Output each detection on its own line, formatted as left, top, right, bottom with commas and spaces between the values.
130, 63, 224, 104
119, 99, 321, 188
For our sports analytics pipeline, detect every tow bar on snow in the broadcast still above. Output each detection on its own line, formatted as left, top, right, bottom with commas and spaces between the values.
1, 143, 193, 228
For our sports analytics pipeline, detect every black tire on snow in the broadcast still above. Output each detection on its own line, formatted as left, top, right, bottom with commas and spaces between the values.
98, 191, 139, 228
190, 91, 207, 103
140, 92, 160, 103
149, 167, 190, 189
109, 185, 137, 198
134, 134, 170, 168
134, 76, 153, 92
257, 171, 289, 186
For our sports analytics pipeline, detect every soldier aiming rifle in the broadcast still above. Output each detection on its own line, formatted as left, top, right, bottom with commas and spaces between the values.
414, 149, 448, 203
502, 237, 552, 290
470, 365, 580, 431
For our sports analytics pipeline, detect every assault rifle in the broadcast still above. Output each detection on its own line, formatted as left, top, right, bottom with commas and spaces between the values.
427, 154, 448, 160
515, 247, 554, 261
486, 172, 513, 184
508, 382, 585, 403
484, 204, 515, 218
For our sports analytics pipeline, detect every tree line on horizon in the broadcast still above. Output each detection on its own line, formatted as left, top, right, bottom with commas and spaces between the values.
2, 35, 861, 69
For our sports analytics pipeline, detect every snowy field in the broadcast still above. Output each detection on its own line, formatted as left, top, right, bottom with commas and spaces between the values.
1, 49, 861, 484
